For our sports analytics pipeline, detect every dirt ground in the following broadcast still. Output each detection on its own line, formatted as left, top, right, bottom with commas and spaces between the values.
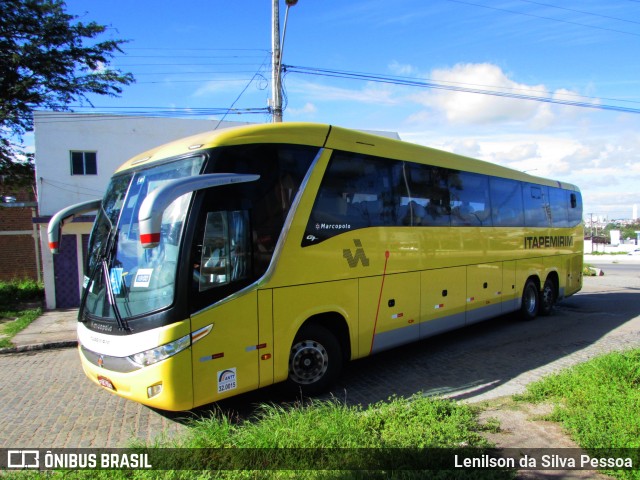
477, 397, 613, 479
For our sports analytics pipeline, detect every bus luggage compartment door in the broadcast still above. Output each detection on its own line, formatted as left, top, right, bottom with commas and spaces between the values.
360, 272, 420, 355
466, 262, 503, 325
420, 266, 466, 339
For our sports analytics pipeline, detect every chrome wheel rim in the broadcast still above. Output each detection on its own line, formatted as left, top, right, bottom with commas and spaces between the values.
289, 339, 328, 385
524, 286, 537, 315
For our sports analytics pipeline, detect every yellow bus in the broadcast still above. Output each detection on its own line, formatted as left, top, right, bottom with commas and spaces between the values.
48, 123, 583, 411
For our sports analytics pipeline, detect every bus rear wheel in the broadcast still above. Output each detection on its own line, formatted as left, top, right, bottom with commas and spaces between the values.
540, 277, 557, 316
520, 278, 539, 321
287, 324, 342, 395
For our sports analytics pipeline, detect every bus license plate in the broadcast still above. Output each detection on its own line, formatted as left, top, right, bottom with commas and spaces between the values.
97, 375, 116, 391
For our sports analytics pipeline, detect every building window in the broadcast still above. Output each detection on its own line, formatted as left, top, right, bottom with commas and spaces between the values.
70, 151, 97, 175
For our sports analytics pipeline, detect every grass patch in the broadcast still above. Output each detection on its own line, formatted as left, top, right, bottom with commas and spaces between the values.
582, 263, 603, 276
160, 396, 513, 478
5, 396, 513, 479
180, 396, 493, 449
516, 349, 640, 479
0, 279, 44, 348
0, 308, 42, 348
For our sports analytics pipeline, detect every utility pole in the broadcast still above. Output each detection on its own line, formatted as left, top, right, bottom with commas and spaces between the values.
271, 0, 298, 123
271, 0, 282, 122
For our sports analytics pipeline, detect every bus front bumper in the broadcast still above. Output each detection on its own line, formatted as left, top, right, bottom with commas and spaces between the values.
78, 345, 194, 411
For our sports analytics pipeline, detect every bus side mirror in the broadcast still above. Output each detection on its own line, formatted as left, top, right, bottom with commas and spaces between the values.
138, 173, 260, 248
570, 193, 577, 209
47, 199, 101, 254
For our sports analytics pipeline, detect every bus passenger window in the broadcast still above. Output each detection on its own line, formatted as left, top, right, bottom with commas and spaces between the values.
524, 184, 551, 227
403, 163, 450, 227
489, 178, 524, 227
568, 191, 583, 226
549, 187, 569, 227
449, 172, 491, 226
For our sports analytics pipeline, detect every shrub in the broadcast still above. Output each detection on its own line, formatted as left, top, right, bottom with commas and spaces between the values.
0, 279, 44, 307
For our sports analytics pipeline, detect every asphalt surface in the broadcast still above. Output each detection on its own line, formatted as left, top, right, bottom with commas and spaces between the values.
1, 255, 640, 449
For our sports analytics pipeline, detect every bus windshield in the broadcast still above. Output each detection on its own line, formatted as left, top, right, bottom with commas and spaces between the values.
83, 156, 205, 321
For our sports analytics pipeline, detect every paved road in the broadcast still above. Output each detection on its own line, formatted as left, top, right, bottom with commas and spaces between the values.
2, 264, 640, 448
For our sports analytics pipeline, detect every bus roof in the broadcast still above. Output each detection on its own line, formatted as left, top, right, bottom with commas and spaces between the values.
116, 122, 579, 192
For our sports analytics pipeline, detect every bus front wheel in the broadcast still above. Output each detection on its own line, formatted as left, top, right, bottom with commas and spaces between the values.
520, 278, 539, 321
287, 324, 342, 395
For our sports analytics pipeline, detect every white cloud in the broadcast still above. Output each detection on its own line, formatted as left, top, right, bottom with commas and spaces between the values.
444, 138, 482, 158
192, 79, 249, 97
388, 61, 415, 76
405, 63, 585, 130
492, 143, 540, 164
287, 102, 318, 116
288, 80, 398, 106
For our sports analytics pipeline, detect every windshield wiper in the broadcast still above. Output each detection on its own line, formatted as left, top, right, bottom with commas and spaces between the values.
102, 228, 130, 331
79, 224, 130, 332
101, 258, 130, 332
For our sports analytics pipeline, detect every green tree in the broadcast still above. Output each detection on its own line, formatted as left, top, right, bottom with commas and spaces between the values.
0, 0, 134, 188
622, 221, 640, 241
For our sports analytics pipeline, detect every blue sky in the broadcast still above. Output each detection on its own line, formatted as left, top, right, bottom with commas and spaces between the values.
60, 0, 640, 220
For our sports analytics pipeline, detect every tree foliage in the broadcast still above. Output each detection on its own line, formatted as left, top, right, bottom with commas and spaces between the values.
605, 221, 640, 241
0, 0, 134, 187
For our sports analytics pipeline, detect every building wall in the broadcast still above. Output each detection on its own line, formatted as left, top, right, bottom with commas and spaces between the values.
34, 111, 251, 216
0, 188, 40, 282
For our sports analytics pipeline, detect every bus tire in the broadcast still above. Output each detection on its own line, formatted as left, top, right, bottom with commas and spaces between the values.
287, 324, 342, 395
520, 278, 539, 321
540, 277, 557, 316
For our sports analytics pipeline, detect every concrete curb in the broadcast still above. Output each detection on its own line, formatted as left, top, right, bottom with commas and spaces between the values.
0, 340, 78, 355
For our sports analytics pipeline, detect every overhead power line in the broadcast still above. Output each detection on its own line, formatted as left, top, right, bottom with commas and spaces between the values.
284, 65, 640, 115
445, 0, 640, 37
516, 0, 640, 26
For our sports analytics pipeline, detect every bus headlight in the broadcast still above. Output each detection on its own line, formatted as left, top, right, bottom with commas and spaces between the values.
129, 334, 191, 367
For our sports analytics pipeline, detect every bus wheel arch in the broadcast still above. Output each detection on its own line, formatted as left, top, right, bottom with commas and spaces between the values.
520, 276, 540, 321
286, 313, 349, 395
540, 272, 559, 316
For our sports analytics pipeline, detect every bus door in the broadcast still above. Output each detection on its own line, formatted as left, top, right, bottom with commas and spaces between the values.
189, 210, 261, 405
190, 292, 260, 405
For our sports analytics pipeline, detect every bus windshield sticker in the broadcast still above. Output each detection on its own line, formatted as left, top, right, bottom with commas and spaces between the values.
133, 268, 153, 288
109, 268, 124, 295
